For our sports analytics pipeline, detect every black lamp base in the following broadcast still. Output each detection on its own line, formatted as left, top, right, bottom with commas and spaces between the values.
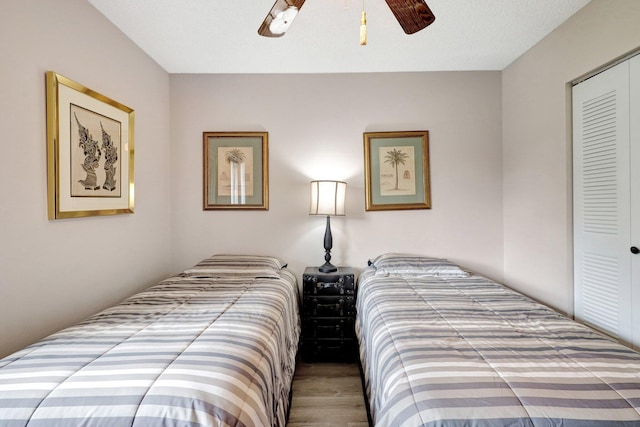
318, 215, 338, 273
318, 262, 337, 273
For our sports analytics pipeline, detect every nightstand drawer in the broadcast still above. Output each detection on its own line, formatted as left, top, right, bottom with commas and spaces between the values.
302, 296, 356, 317
302, 317, 355, 339
301, 339, 357, 362
303, 272, 355, 296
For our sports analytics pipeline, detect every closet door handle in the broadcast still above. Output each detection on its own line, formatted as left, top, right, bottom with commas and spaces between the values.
631, 246, 639, 254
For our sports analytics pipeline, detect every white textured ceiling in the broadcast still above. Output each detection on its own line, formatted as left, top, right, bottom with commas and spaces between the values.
88, 0, 591, 74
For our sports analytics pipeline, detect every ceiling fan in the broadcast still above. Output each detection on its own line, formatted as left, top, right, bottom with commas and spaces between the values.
258, 0, 435, 38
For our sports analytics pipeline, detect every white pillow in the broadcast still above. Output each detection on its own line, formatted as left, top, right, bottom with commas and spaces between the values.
369, 253, 469, 278
183, 254, 286, 278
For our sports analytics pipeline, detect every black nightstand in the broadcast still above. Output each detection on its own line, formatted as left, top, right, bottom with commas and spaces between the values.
300, 266, 356, 362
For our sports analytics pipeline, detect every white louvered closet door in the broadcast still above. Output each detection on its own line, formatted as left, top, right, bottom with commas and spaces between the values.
631, 55, 640, 350
572, 60, 634, 347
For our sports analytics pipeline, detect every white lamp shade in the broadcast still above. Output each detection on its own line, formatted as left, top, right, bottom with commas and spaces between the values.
310, 181, 346, 216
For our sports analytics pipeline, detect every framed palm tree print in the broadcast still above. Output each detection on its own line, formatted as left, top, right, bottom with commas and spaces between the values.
203, 132, 269, 210
363, 131, 431, 211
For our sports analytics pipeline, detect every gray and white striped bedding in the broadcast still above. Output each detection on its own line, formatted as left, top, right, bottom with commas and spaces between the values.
356, 267, 640, 426
0, 268, 300, 427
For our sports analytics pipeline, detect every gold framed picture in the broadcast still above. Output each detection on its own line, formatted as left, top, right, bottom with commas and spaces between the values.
203, 132, 269, 210
364, 130, 431, 211
46, 71, 134, 219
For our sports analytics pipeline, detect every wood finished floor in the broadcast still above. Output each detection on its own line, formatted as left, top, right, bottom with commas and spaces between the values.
287, 361, 370, 427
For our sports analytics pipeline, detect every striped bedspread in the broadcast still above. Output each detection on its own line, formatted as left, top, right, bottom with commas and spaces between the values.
356, 268, 640, 426
0, 269, 300, 427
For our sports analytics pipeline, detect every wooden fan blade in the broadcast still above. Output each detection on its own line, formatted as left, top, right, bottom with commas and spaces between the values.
258, 0, 306, 37
385, 0, 435, 35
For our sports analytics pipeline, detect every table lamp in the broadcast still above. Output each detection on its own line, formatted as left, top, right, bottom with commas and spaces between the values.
309, 180, 346, 273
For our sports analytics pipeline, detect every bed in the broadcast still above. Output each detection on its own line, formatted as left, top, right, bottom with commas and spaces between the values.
0, 254, 300, 427
356, 253, 640, 427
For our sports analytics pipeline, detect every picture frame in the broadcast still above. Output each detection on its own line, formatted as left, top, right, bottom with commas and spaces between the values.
203, 132, 269, 210
363, 130, 431, 211
46, 71, 134, 219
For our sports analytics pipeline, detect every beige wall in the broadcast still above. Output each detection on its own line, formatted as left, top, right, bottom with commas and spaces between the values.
502, 0, 640, 315
170, 72, 504, 281
0, 0, 172, 357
